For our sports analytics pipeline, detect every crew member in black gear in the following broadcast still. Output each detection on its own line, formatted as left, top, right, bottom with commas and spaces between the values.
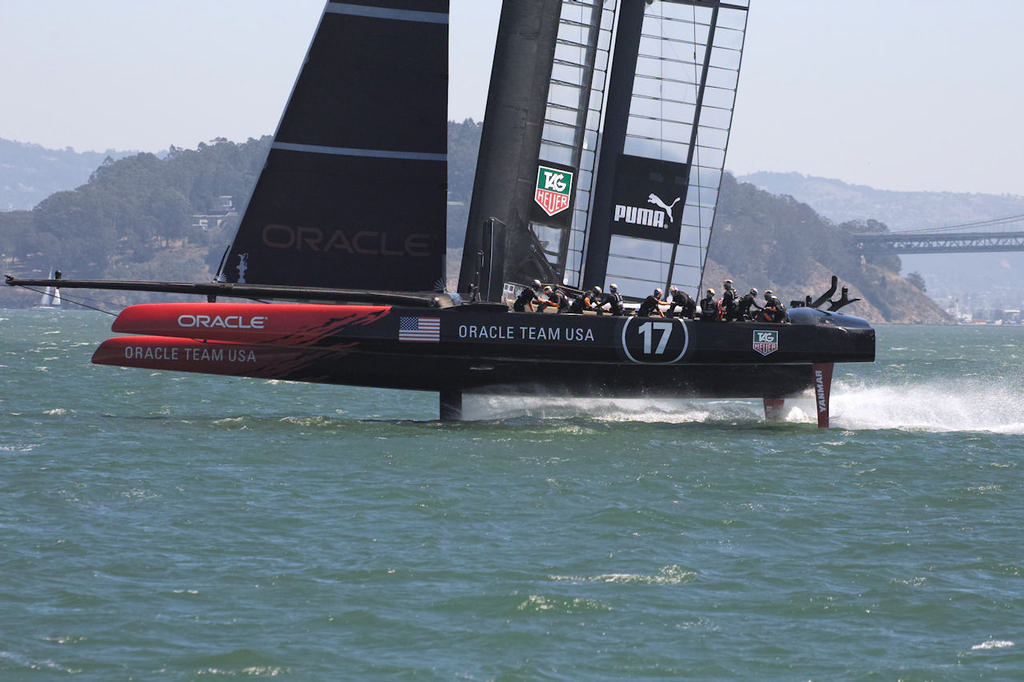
667, 286, 696, 318
602, 283, 625, 316
638, 288, 667, 317
700, 288, 719, 320
569, 285, 602, 313
768, 292, 789, 323
756, 290, 788, 323
721, 279, 738, 321
736, 287, 760, 321
513, 279, 542, 312
538, 285, 568, 313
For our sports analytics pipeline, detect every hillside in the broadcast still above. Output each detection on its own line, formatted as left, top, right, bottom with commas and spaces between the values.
3, 124, 946, 321
738, 171, 1024, 313
708, 175, 949, 325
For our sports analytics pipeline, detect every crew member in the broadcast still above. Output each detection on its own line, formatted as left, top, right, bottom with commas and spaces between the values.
638, 288, 667, 317
736, 288, 760, 320
538, 285, 568, 313
721, 279, 738, 321
569, 285, 602, 313
756, 290, 788, 323
602, 283, 625, 316
755, 290, 776, 322
513, 279, 542, 312
700, 288, 720, 321
667, 286, 696, 319
769, 292, 789, 323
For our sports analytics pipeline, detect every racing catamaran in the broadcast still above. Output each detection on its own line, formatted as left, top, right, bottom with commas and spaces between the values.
6, 0, 874, 426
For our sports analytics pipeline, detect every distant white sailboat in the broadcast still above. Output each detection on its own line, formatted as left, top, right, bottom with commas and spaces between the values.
36, 269, 61, 309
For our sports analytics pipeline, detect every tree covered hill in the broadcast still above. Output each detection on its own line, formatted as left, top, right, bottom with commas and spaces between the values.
2, 121, 945, 321
739, 171, 1024, 312
710, 175, 947, 324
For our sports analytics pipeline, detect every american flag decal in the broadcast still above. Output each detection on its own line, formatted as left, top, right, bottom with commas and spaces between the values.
398, 317, 440, 343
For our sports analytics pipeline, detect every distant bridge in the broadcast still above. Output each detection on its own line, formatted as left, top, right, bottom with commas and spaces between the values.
853, 231, 1024, 255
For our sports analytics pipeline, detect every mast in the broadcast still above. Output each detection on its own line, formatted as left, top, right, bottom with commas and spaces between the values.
457, 0, 563, 300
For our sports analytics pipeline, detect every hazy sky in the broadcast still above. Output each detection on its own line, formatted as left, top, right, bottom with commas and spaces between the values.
2, 1, 1021, 195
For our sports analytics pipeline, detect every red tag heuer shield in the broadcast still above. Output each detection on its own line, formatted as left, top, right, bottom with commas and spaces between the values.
753, 329, 779, 356
535, 165, 573, 217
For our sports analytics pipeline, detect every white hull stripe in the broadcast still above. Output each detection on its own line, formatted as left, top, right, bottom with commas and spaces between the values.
273, 142, 446, 162
327, 3, 448, 25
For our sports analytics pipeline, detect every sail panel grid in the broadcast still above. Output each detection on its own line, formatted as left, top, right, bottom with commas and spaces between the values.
532, 0, 617, 287
219, 0, 448, 291
599, 0, 748, 301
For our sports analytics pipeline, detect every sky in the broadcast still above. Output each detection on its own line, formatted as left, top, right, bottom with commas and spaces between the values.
2, 0, 1022, 195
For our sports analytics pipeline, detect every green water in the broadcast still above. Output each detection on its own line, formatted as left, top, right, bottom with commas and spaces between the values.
2, 310, 1023, 680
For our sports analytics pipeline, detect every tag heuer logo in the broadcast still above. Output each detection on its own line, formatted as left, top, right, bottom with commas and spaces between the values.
753, 330, 779, 356
535, 166, 573, 217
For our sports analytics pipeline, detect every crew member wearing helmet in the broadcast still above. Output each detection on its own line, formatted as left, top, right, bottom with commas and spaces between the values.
513, 279, 543, 312
538, 285, 568, 313
568, 285, 603, 313
667, 285, 696, 319
721, 279, 738, 321
736, 287, 760, 321
638, 287, 667, 317
602, 283, 625, 316
756, 289, 787, 323
700, 287, 720, 321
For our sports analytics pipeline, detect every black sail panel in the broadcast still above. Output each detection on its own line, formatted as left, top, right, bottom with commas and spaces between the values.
220, 1, 448, 291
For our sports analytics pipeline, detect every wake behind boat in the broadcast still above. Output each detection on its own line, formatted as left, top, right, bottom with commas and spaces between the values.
7, 0, 874, 426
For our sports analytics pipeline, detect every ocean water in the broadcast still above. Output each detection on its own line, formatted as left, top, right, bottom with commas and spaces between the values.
2, 309, 1023, 680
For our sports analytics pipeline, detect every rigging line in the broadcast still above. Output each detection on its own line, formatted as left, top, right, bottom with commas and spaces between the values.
12, 285, 120, 317
690, 2, 707, 295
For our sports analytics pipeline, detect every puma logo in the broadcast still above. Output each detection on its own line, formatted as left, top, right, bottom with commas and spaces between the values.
648, 193, 681, 223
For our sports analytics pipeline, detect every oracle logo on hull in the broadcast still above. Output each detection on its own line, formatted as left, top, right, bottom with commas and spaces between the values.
261, 224, 434, 257
178, 314, 268, 330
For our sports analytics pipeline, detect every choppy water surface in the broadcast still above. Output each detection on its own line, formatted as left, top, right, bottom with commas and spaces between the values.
2, 310, 1023, 680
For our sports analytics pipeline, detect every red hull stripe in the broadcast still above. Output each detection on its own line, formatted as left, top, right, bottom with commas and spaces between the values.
92, 336, 354, 381
110, 303, 391, 346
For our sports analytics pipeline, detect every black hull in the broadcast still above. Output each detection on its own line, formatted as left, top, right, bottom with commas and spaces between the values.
92, 302, 874, 402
